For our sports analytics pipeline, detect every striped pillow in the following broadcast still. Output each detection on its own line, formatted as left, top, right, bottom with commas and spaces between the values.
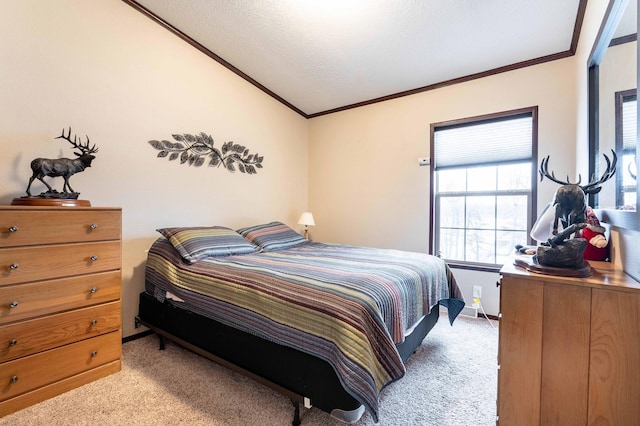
237, 221, 308, 252
157, 226, 257, 263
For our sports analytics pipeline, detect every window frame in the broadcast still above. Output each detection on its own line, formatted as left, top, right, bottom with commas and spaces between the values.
614, 88, 637, 208
429, 106, 539, 272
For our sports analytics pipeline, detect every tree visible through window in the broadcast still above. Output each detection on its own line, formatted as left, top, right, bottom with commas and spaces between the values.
430, 107, 538, 269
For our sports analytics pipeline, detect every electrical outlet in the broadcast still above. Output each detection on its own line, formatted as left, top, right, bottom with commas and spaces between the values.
473, 285, 482, 299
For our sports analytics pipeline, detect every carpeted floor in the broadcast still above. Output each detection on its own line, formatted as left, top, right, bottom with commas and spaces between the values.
0, 311, 498, 426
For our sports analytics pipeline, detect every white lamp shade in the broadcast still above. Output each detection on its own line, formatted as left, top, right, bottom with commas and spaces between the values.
297, 212, 315, 226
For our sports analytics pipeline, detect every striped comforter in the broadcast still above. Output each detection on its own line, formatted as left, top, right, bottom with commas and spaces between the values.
145, 238, 464, 421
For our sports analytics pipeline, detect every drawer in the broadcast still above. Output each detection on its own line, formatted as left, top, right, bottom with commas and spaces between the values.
0, 301, 121, 362
0, 209, 121, 248
0, 271, 120, 324
0, 331, 121, 402
0, 241, 121, 286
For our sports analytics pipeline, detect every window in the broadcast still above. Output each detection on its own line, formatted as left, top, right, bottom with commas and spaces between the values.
430, 107, 538, 270
615, 89, 637, 209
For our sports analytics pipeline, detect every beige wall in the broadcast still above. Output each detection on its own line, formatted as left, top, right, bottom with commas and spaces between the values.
0, 0, 308, 337
598, 41, 636, 208
575, 0, 611, 179
573, 0, 640, 280
307, 0, 623, 315
308, 60, 577, 250
1, 0, 634, 329
307, 58, 579, 315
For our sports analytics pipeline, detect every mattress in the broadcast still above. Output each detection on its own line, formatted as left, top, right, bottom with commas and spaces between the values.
145, 238, 464, 420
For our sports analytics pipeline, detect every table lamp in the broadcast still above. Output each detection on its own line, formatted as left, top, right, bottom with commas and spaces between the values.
297, 212, 315, 239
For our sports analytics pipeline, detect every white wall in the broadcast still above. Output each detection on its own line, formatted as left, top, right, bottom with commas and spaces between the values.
0, 0, 308, 337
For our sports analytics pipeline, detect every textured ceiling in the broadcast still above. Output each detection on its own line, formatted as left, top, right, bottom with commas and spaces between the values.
615, 0, 637, 37
130, 0, 588, 117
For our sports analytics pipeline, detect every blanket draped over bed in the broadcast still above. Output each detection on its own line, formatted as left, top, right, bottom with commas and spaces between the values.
145, 239, 464, 421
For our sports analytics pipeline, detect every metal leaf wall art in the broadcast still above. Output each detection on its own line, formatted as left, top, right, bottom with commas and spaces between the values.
149, 132, 264, 174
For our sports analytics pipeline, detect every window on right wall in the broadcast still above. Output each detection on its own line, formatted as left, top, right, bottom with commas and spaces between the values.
615, 89, 637, 209
430, 107, 538, 271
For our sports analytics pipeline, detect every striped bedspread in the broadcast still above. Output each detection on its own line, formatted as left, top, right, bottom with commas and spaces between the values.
145, 238, 464, 421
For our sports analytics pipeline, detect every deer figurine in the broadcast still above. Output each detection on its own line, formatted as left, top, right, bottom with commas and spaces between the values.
26, 127, 99, 197
539, 150, 617, 237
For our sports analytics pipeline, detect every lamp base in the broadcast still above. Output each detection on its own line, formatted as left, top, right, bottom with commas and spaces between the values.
304, 229, 309, 239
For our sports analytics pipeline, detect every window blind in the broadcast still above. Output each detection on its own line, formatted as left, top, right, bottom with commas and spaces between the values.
434, 115, 533, 169
622, 98, 637, 151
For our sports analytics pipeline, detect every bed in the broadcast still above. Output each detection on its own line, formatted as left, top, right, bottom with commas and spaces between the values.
136, 222, 464, 424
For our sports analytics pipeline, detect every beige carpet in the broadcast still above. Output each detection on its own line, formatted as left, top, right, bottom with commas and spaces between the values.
0, 312, 498, 426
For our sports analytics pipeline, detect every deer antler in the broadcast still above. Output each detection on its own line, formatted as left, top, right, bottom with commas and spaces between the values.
581, 149, 617, 194
56, 127, 98, 155
539, 155, 582, 185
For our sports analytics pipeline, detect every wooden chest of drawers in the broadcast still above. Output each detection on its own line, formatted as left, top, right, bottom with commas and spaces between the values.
0, 206, 122, 416
497, 261, 640, 425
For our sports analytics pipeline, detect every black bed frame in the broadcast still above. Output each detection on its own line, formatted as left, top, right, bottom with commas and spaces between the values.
136, 291, 440, 425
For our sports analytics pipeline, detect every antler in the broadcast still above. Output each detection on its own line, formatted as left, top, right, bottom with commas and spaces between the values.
539, 155, 582, 185
630, 162, 637, 181
581, 149, 617, 194
56, 127, 98, 155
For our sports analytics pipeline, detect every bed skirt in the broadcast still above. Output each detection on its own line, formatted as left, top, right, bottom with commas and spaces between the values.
137, 291, 440, 424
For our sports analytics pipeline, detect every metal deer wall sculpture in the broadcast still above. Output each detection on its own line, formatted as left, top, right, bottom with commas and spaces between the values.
539, 150, 617, 238
26, 127, 98, 198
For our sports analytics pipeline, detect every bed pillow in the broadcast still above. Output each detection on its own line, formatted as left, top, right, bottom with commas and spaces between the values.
157, 226, 258, 263
237, 221, 308, 252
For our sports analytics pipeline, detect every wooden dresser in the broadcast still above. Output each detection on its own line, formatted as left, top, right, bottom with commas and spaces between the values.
497, 260, 640, 425
0, 206, 122, 416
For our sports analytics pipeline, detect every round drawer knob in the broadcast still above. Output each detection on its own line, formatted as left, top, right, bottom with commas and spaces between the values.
91, 351, 98, 357
9, 376, 18, 384
9, 339, 17, 347
90, 255, 98, 262
9, 264, 19, 270
9, 301, 18, 309
90, 287, 98, 294
8, 226, 18, 233
90, 320, 98, 326
90, 223, 98, 230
